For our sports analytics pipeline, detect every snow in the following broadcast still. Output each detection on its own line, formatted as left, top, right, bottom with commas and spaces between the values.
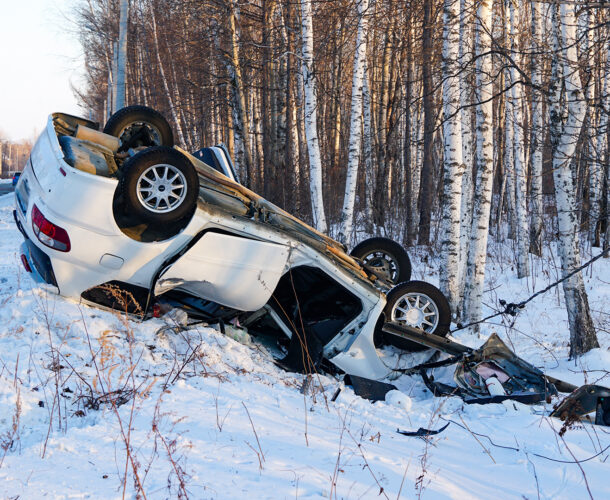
1, 192, 609, 499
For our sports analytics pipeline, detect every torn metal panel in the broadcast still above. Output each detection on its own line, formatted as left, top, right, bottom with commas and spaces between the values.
550, 385, 610, 426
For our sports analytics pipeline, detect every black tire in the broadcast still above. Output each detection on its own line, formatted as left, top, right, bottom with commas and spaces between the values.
103, 105, 174, 150
379, 280, 451, 352
119, 147, 199, 224
350, 237, 412, 285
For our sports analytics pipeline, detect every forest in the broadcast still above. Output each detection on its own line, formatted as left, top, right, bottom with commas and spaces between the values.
74, 0, 609, 356
0, 139, 32, 178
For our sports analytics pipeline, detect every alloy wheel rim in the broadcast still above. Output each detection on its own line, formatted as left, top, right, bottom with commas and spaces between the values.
136, 163, 187, 213
390, 292, 439, 332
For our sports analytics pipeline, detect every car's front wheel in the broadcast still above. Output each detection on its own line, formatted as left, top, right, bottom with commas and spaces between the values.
119, 147, 199, 224
379, 280, 451, 352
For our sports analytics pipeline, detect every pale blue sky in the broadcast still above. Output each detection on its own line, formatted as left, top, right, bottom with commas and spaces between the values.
0, 0, 84, 141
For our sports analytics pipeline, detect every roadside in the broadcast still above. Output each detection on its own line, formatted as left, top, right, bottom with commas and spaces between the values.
0, 192, 609, 499
0, 179, 14, 195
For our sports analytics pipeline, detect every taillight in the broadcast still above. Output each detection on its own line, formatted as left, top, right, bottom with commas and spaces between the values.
31, 204, 71, 252
21, 254, 32, 273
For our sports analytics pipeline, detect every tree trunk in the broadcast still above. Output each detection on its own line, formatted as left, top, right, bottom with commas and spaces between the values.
529, 0, 544, 256
508, 0, 529, 277
457, 0, 474, 303
418, 0, 435, 245
339, 0, 369, 245
115, 0, 128, 110
461, 0, 494, 330
439, 0, 464, 315
300, 0, 328, 232
549, 3, 599, 357
151, 6, 187, 147
227, 0, 254, 185
363, 57, 374, 232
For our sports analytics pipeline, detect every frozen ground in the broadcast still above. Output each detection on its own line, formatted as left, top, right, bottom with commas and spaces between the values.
0, 192, 609, 500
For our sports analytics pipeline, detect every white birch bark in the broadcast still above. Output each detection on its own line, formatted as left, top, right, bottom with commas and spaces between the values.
225, 1, 254, 184
509, 1, 529, 277
549, 3, 599, 356
457, 0, 474, 302
339, 0, 369, 245
300, 0, 327, 233
363, 57, 374, 230
111, 41, 118, 114
585, 9, 603, 246
115, 0, 128, 110
529, 1, 544, 255
439, 0, 464, 315
602, 39, 610, 252
461, 0, 494, 330
503, 60, 516, 239
411, 103, 423, 238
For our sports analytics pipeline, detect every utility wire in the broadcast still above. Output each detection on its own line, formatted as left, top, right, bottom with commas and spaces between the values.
452, 247, 610, 333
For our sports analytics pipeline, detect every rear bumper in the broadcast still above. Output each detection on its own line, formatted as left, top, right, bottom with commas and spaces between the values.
20, 239, 58, 288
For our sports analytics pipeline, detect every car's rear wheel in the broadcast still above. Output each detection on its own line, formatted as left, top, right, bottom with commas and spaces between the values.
103, 105, 174, 151
379, 281, 451, 352
120, 147, 198, 224
350, 237, 411, 285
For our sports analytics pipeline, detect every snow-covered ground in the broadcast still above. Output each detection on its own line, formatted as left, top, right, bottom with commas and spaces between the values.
1, 192, 608, 499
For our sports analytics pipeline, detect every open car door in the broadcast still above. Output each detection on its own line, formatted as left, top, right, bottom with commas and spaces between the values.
154, 231, 290, 311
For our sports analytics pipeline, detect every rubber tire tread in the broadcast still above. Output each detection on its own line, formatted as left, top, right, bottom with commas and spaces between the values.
119, 146, 198, 224
350, 237, 412, 284
103, 105, 174, 147
380, 280, 451, 352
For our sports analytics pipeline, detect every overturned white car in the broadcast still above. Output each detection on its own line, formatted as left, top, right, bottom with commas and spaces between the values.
14, 106, 451, 380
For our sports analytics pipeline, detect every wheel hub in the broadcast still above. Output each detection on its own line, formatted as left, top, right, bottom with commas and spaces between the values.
404, 307, 424, 325
136, 164, 187, 213
363, 252, 398, 282
391, 292, 440, 332
119, 121, 162, 148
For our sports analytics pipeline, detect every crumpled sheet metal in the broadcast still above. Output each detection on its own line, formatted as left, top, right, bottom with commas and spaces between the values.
453, 333, 557, 400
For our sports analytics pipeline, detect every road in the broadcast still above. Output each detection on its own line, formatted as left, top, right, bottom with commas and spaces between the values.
0, 184, 14, 196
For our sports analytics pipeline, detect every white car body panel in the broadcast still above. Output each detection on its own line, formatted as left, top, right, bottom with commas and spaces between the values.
155, 231, 290, 311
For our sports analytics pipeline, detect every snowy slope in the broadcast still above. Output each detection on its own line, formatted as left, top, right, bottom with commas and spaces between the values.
0, 192, 609, 500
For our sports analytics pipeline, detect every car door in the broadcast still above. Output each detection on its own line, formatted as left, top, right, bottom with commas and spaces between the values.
154, 231, 290, 311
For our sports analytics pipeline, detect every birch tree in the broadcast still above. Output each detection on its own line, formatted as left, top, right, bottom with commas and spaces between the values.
115, 0, 129, 110
549, 3, 599, 356
301, 0, 328, 233
227, 0, 255, 185
439, 0, 464, 314
508, 0, 529, 277
462, 0, 494, 329
602, 35, 610, 253
150, 4, 186, 147
529, 0, 544, 256
585, 9, 604, 247
363, 57, 374, 230
458, 0, 474, 302
339, 0, 369, 245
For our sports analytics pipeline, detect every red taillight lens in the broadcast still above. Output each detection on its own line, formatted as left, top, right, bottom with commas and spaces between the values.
21, 254, 32, 273
31, 204, 71, 252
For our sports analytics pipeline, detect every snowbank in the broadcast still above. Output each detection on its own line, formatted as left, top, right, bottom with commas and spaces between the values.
0, 192, 608, 499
